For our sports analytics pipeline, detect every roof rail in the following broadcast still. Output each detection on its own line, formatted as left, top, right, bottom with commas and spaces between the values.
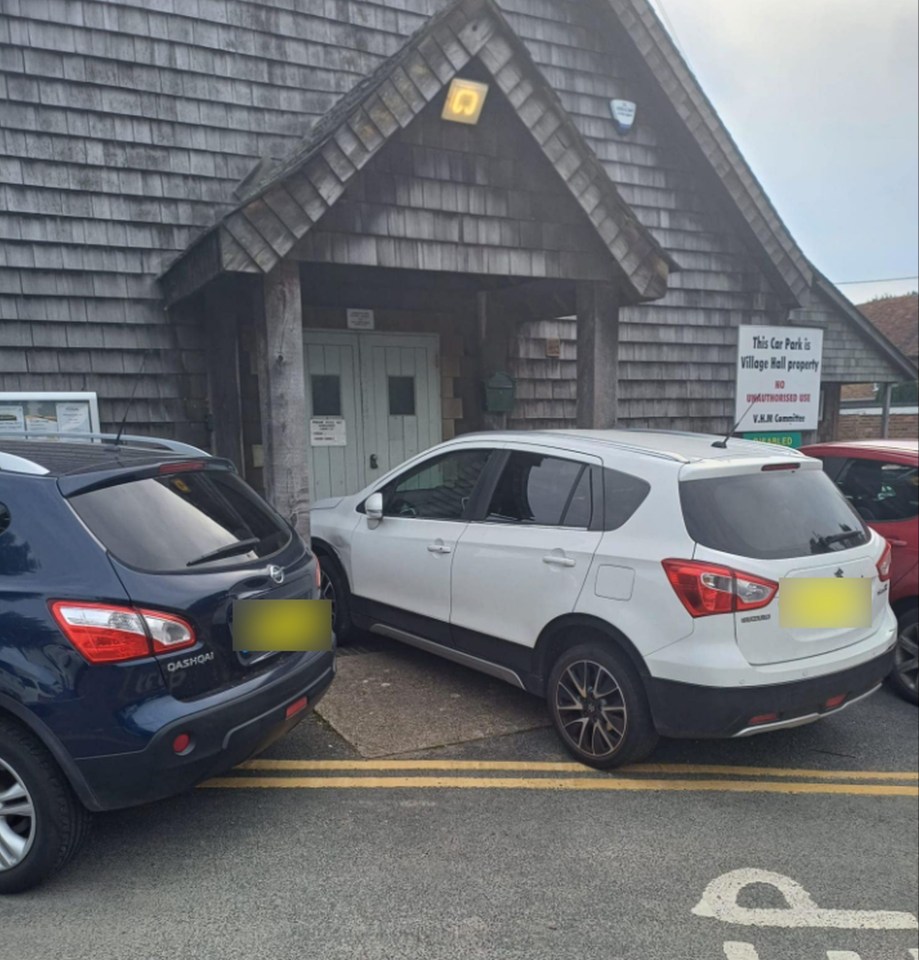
0, 432, 212, 458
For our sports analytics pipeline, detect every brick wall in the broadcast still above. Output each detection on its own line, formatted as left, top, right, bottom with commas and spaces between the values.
838, 414, 919, 441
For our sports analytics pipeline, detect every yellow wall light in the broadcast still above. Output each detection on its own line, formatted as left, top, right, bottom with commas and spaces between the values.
442, 78, 490, 125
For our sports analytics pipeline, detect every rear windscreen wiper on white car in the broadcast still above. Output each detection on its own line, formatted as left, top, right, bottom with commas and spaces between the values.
810, 529, 865, 554
186, 538, 261, 568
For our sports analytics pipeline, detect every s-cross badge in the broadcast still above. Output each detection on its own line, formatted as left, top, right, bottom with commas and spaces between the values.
269, 565, 285, 585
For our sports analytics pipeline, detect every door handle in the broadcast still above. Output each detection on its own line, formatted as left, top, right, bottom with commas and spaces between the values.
543, 555, 576, 568
428, 542, 453, 556
888, 539, 908, 548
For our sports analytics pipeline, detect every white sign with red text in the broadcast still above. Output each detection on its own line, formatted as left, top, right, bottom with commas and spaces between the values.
735, 326, 824, 432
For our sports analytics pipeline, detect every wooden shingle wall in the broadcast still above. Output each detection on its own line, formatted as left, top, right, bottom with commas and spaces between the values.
0, 0, 889, 441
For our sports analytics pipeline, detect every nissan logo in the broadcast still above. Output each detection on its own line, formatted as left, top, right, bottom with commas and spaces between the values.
269, 565, 285, 585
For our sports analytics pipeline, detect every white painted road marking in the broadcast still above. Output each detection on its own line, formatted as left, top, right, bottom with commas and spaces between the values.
726, 948, 917, 960
694, 869, 919, 930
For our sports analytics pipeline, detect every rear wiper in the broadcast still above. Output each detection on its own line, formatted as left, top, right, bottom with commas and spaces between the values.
186, 538, 260, 568
810, 530, 862, 553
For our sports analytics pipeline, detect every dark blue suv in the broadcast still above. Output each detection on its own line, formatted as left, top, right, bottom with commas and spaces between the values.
0, 438, 335, 893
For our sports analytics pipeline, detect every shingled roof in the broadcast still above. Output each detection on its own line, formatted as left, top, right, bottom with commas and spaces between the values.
160, 0, 676, 307
858, 294, 919, 364
603, 0, 814, 305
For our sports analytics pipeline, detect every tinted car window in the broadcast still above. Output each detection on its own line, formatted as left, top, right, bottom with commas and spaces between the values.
487, 453, 587, 526
603, 468, 651, 531
681, 468, 869, 560
382, 449, 491, 521
70, 470, 291, 571
835, 458, 919, 523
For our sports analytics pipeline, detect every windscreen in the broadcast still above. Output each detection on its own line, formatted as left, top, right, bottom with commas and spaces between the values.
680, 467, 870, 560
70, 470, 291, 571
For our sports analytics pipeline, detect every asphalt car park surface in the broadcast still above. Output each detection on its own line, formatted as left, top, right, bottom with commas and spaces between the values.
2, 642, 917, 960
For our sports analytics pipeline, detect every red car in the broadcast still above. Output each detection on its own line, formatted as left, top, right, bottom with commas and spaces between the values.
803, 439, 918, 704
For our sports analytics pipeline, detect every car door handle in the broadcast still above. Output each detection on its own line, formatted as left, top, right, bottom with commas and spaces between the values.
428, 542, 453, 555
888, 539, 908, 548
543, 555, 576, 568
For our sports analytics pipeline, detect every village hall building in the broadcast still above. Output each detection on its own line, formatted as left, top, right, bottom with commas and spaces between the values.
1, 0, 916, 531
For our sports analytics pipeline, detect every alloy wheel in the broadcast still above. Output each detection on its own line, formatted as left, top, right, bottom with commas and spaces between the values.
894, 621, 919, 696
554, 659, 628, 759
0, 757, 36, 872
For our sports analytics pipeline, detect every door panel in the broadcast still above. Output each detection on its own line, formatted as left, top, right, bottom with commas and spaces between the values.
304, 332, 441, 499
361, 335, 442, 488
349, 448, 493, 628
304, 334, 364, 502
450, 451, 604, 650
452, 525, 603, 648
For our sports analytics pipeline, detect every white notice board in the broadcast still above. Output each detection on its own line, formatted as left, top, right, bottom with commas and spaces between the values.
0, 392, 101, 440
735, 327, 824, 432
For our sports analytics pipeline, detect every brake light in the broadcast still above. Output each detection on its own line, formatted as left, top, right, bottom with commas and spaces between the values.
50, 601, 196, 664
662, 560, 779, 618
877, 541, 893, 583
762, 463, 800, 472
158, 461, 207, 475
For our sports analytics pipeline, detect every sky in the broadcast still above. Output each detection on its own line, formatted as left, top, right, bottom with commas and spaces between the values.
646, 0, 919, 307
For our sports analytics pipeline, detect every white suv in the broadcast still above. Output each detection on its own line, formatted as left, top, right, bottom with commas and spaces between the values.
311, 431, 897, 768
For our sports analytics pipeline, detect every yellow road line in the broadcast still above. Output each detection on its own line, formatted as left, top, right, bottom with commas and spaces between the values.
238, 759, 919, 782
203, 775, 919, 797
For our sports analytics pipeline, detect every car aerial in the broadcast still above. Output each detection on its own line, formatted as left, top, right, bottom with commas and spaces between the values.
0, 435, 335, 894
802, 439, 918, 704
311, 430, 897, 771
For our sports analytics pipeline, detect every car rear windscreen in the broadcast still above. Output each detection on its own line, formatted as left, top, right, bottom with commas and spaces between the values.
680, 468, 870, 560
70, 470, 291, 572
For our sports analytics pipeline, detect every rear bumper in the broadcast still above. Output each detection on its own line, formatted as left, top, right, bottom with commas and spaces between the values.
73, 651, 335, 811
646, 648, 894, 739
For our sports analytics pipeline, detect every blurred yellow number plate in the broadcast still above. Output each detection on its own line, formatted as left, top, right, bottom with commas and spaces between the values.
780, 579, 871, 630
233, 601, 333, 653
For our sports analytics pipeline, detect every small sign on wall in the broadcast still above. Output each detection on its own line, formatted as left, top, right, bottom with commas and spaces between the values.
0, 392, 100, 439
347, 309, 375, 331
310, 418, 347, 448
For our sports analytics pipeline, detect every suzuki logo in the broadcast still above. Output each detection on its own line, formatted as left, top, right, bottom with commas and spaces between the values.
835, 569, 845, 579
269, 565, 285, 585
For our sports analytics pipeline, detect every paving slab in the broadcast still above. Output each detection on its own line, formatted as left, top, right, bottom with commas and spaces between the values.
315, 641, 549, 758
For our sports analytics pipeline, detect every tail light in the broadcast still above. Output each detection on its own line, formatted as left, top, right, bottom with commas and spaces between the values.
50, 601, 196, 664
314, 558, 322, 591
663, 560, 779, 618
877, 541, 893, 583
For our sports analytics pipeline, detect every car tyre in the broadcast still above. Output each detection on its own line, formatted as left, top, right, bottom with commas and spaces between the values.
888, 605, 918, 706
317, 552, 356, 645
547, 640, 659, 770
0, 718, 92, 894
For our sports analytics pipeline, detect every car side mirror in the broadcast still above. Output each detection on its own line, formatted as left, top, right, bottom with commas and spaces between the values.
365, 492, 384, 523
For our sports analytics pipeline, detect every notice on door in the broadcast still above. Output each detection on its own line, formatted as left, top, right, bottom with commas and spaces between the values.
310, 418, 347, 448
735, 326, 824, 432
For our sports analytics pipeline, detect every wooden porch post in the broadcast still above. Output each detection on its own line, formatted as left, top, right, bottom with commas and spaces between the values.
881, 383, 895, 439
256, 261, 312, 540
576, 281, 620, 429
204, 279, 245, 471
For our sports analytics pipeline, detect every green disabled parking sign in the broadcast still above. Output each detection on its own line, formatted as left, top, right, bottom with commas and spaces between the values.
744, 432, 804, 449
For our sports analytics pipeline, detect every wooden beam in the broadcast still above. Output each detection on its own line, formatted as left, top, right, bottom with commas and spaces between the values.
256, 262, 312, 539
577, 281, 620, 429
204, 279, 245, 472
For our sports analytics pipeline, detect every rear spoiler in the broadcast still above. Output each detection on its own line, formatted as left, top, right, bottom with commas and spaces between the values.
679, 452, 820, 482
57, 457, 236, 498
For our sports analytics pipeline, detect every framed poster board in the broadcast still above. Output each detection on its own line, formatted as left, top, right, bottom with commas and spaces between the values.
0, 392, 101, 441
